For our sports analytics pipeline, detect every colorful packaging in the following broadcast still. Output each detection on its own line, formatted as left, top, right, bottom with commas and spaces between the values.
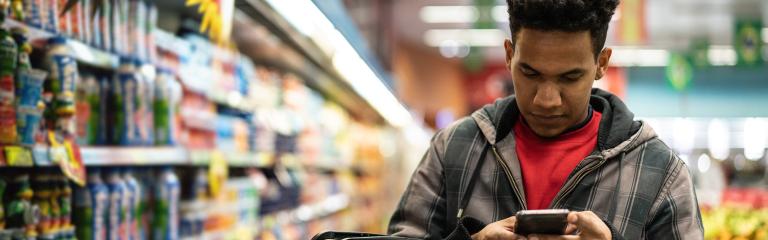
58, 175, 74, 239
24, 0, 43, 28
45, 0, 59, 33
45, 37, 78, 117
33, 174, 54, 237
153, 167, 179, 240
123, 169, 141, 240
115, 58, 139, 145
98, 0, 111, 52
74, 169, 109, 240
153, 69, 174, 145
146, 1, 158, 63
48, 174, 63, 235
75, 73, 100, 145
137, 61, 154, 145
57, 0, 71, 36
109, 0, 121, 54
0, 28, 18, 144
81, 0, 92, 45
98, 75, 111, 144
15, 69, 48, 146
106, 169, 126, 240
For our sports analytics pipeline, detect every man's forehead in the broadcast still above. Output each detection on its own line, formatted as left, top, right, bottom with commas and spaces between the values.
514, 28, 595, 71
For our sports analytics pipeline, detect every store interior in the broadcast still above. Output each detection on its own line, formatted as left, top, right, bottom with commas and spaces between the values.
0, 0, 766, 239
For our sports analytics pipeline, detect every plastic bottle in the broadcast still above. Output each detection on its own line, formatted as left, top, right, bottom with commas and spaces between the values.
123, 169, 141, 240
74, 169, 108, 240
152, 69, 171, 145
153, 167, 179, 240
137, 60, 153, 146
105, 169, 126, 240
75, 73, 100, 145
24, 0, 43, 28
0, 27, 18, 145
45, 37, 78, 137
115, 58, 139, 145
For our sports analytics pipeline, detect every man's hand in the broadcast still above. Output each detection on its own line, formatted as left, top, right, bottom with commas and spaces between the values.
471, 216, 527, 240
526, 211, 612, 240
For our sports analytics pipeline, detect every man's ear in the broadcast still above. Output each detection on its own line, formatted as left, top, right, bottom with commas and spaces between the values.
504, 39, 515, 69
595, 48, 612, 80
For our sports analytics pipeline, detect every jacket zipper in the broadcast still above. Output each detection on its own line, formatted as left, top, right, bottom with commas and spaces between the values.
549, 156, 607, 209
491, 146, 528, 210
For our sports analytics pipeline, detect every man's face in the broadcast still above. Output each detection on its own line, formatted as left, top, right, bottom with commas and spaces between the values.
504, 28, 611, 138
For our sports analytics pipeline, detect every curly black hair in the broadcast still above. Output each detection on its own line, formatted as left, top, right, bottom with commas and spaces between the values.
506, 0, 620, 58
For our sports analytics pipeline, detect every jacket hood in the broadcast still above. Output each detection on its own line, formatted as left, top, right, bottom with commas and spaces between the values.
471, 88, 651, 157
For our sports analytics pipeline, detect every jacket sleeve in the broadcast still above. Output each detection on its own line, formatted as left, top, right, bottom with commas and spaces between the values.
388, 130, 452, 239
644, 160, 704, 240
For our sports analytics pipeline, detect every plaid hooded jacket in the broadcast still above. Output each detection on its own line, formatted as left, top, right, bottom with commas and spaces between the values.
388, 89, 703, 240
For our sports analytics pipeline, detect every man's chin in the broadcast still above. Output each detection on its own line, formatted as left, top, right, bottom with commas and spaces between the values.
529, 125, 566, 138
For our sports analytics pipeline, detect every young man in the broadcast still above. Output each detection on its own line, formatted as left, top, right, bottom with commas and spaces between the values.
388, 0, 703, 239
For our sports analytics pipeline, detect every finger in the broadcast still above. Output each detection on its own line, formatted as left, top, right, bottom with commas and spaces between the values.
501, 216, 517, 228
491, 229, 523, 240
564, 223, 578, 235
527, 234, 579, 240
571, 211, 603, 232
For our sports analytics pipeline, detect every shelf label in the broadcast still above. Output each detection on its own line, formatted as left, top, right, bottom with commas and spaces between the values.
4, 146, 34, 166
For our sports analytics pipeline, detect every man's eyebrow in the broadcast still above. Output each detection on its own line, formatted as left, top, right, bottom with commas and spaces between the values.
560, 69, 586, 76
518, 63, 540, 74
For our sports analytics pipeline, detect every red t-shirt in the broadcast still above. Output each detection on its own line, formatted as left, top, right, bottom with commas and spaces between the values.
514, 110, 602, 210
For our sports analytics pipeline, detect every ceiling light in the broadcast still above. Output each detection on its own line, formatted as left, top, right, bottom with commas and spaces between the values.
697, 154, 711, 173
420, 6, 478, 23
708, 45, 737, 66
424, 29, 505, 47
610, 47, 669, 67
707, 119, 730, 160
743, 118, 767, 161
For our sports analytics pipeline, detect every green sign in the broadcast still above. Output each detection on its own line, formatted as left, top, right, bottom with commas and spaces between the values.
734, 20, 764, 66
666, 53, 693, 91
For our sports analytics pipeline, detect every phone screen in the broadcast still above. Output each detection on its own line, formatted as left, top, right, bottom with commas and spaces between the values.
514, 209, 569, 236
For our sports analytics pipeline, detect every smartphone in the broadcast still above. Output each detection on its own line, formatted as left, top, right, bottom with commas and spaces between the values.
514, 209, 570, 236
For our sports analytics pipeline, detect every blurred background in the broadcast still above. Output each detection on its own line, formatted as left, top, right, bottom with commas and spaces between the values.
0, 0, 765, 239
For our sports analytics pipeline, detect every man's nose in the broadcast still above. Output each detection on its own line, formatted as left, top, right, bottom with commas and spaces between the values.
532, 83, 562, 110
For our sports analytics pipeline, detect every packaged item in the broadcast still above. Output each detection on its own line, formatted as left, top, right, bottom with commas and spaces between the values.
45, 0, 59, 33
123, 169, 140, 240
75, 73, 100, 145
105, 169, 126, 240
135, 60, 153, 146
153, 69, 180, 145
15, 69, 47, 146
23, 0, 43, 28
115, 58, 139, 145
109, 0, 122, 54
118, 170, 133, 240
98, 0, 111, 52
33, 173, 53, 238
44, 37, 78, 117
0, 28, 18, 144
153, 167, 179, 240
57, 175, 73, 237
98, 75, 110, 144
146, 1, 158, 63
5, 174, 37, 239
74, 169, 109, 240
57, 0, 71, 36
81, 0, 92, 45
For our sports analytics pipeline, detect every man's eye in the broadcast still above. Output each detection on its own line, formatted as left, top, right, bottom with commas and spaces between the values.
520, 68, 536, 76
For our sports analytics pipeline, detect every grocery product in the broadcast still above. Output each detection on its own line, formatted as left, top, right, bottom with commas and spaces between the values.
5, 174, 37, 239
45, 37, 78, 134
153, 167, 179, 240
0, 178, 6, 231
13, 68, 46, 145
33, 173, 54, 238
0, 27, 18, 144
74, 169, 108, 240
137, 60, 153, 146
123, 169, 141, 240
98, 75, 110, 145
23, 0, 43, 28
105, 169, 126, 240
114, 58, 140, 145
58, 175, 73, 239
75, 73, 100, 145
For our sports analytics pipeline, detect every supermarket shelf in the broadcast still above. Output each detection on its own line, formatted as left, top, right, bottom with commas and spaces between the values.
3, 19, 120, 69
291, 193, 350, 223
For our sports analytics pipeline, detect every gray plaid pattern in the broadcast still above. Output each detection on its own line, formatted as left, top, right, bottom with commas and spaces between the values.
388, 90, 703, 240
